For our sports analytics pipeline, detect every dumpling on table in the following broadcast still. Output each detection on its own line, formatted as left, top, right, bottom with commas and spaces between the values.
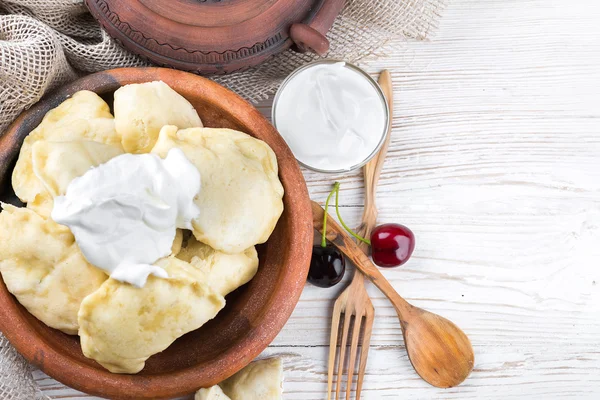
195, 385, 231, 400
113, 81, 203, 153
220, 358, 284, 400
151, 126, 284, 254
176, 236, 258, 297
196, 358, 284, 400
0, 204, 107, 335
11, 90, 120, 206
31, 140, 124, 197
78, 257, 225, 374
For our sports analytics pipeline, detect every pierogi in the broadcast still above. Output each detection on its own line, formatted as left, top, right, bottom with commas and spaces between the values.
79, 240, 259, 374
195, 385, 231, 400
114, 81, 203, 153
220, 358, 283, 400
32, 140, 124, 198
196, 358, 284, 400
78, 257, 226, 374
171, 229, 184, 256
152, 126, 284, 254
12, 91, 119, 206
26, 191, 54, 218
176, 236, 258, 297
0, 204, 107, 334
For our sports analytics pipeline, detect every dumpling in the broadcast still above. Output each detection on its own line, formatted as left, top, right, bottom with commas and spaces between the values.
171, 229, 184, 256
220, 358, 284, 400
0, 204, 107, 335
32, 140, 124, 197
12, 91, 119, 205
151, 126, 284, 254
78, 257, 225, 374
177, 236, 258, 297
26, 192, 54, 218
195, 358, 283, 400
113, 81, 203, 153
195, 385, 231, 400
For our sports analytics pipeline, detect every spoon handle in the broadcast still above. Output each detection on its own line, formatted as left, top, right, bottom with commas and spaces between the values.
367, 70, 394, 196
357, 70, 394, 251
312, 201, 411, 315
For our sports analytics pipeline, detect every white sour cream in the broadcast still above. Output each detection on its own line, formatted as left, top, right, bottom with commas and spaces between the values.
274, 62, 387, 172
52, 148, 200, 287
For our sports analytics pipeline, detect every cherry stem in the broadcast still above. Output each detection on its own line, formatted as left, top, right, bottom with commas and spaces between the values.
333, 182, 371, 246
321, 183, 338, 248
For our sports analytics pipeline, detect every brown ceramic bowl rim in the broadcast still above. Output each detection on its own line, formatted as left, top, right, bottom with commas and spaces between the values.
0, 67, 312, 399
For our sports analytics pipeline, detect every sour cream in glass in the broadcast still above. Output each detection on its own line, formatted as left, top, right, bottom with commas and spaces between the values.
273, 61, 388, 172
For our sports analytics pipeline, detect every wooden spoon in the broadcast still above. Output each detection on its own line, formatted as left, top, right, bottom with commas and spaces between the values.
355, 69, 394, 250
312, 201, 474, 388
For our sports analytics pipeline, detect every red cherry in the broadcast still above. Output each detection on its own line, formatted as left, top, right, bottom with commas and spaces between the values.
370, 223, 415, 267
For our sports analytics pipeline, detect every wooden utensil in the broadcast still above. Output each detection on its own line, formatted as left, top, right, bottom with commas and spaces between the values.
326, 251, 374, 400
326, 70, 393, 400
313, 201, 474, 388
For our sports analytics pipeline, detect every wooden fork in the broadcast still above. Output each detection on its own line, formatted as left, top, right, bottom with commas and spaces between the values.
327, 70, 394, 400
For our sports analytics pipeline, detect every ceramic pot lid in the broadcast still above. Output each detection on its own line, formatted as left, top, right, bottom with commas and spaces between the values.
86, 0, 345, 74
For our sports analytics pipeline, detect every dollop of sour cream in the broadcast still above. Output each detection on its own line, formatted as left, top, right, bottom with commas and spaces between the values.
275, 62, 386, 172
52, 148, 200, 287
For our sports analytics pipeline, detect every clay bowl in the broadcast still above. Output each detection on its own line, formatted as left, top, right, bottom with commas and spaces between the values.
0, 68, 312, 399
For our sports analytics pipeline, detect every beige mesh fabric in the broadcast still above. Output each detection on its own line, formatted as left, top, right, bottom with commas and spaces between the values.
0, 0, 445, 397
0, 333, 48, 399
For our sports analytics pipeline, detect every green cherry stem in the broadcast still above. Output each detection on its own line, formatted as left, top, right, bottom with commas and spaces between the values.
333, 182, 371, 246
321, 183, 338, 248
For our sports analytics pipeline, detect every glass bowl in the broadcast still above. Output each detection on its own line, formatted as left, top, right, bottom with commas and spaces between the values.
272, 59, 390, 174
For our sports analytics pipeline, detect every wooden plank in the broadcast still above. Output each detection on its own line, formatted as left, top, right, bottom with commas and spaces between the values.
35, 344, 600, 399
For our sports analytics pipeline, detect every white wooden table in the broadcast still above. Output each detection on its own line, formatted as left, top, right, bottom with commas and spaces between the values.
37, 0, 600, 398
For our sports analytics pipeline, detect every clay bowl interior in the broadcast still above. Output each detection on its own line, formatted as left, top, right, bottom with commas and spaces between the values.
0, 68, 312, 399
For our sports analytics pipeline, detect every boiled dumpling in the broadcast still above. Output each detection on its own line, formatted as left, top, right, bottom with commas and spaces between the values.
32, 140, 124, 198
12, 91, 119, 205
171, 229, 184, 256
78, 257, 225, 374
177, 236, 258, 297
195, 358, 283, 400
26, 191, 54, 218
151, 126, 284, 254
0, 204, 107, 335
195, 385, 231, 400
220, 358, 283, 400
77, 239, 256, 374
114, 81, 203, 153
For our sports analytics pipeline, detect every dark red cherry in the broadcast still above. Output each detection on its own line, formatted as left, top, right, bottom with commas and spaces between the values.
308, 245, 345, 288
370, 223, 415, 267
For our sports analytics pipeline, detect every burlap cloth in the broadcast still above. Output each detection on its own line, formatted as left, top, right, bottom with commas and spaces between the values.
0, 0, 445, 398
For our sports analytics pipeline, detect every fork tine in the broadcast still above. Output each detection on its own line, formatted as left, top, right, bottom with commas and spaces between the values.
336, 312, 353, 400
327, 301, 343, 400
355, 313, 374, 400
345, 313, 364, 400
